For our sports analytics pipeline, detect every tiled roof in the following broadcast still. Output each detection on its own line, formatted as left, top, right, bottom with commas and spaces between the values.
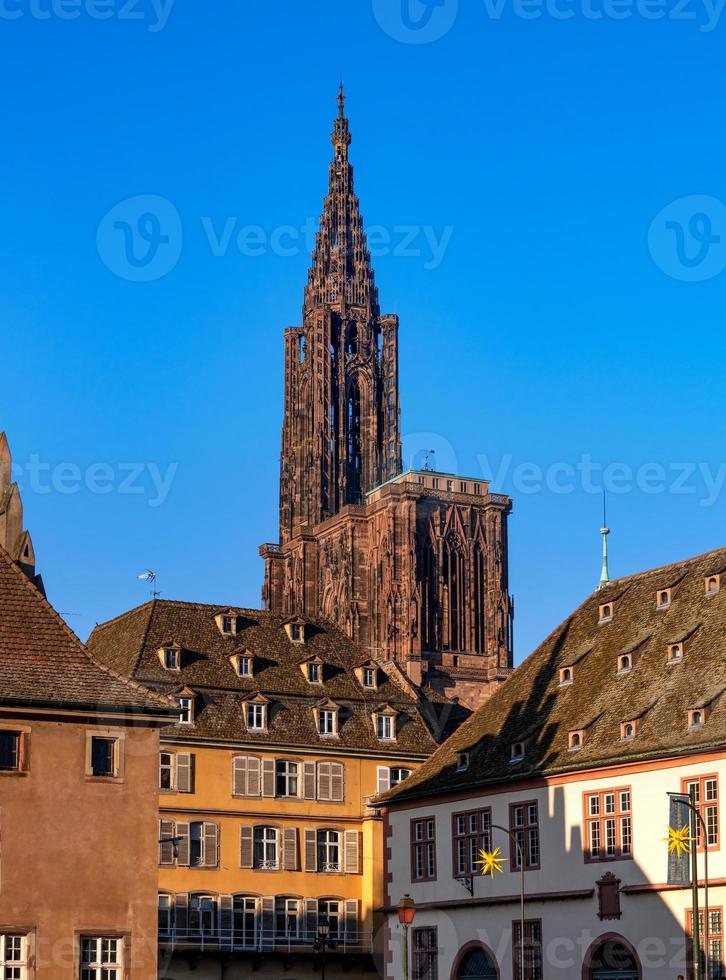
87, 600, 463, 753
379, 545, 726, 805
0, 545, 177, 716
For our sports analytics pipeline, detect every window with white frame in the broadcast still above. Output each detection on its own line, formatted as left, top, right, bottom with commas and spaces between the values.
237, 655, 252, 677
318, 829, 342, 872
247, 702, 266, 731
307, 662, 321, 683
177, 696, 193, 725
275, 897, 299, 939
253, 826, 279, 869
318, 899, 341, 939
0, 935, 28, 980
80, 937, 122, 980
163, 647, 180, 670
233, 895, 258, 947
189, 895, 217, 937
158, 894, 173, 937
275, 760, 299, 797
363, 667, 376, 689
585, 788, 633, 861
390, 767, 411, 787
376, 714, 395, 741
159, 751, 175, 790
318, 709, 337, 735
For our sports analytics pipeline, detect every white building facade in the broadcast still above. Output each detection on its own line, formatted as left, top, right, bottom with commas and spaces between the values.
380, 547, 726, 980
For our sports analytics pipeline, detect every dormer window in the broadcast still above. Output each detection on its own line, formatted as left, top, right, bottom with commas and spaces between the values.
620, 720, 638, 741
246, 701, 267, 732
318, 708, 338, 736
617, 654, 632, 674
376, 714, 395, 741
308, 662, 321, 684
510, 741, 525, 761
363, 667, 377, 689
559, 667, 574, 686
456, 751, 470, 772
706, 575, 721, 596
689, 708, 705, 729
177, 695, 194, 726
158, 644, 181, 671
569, 730, 585, 751
656, 588, 672, 609
232, 654, 253, 678
599, 603, 614, 624
285, 619, 306, 644
215, 611, 238, 636
667, 642, 683, 663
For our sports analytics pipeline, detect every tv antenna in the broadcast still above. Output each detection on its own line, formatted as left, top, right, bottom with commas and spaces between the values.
137, 570, 161, 599
421, 449, 436, 472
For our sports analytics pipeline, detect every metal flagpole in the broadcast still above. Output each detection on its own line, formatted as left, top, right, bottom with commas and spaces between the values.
691, 786, 701, 980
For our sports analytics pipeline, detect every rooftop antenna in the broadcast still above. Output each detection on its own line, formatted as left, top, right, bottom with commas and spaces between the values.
421, 449, 436, 473
137, 569, 160, 599
598, 492, 611, 590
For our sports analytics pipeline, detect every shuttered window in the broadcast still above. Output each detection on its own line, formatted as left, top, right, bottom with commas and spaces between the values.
344, 830, 361, 874
159, 751, 193, 792
159, 818, 215, 868
318, 761, 345, 802
233, 756, 261, 797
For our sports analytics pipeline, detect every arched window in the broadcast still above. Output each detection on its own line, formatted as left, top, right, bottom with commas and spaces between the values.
346, 380, 362, 500
189, 894, 217, 938
275, 896, 300, 940
623, 724, 634, 739
586, 936, 640, 978
299, 334, 306, 364
347, 323, 358, 355
618, 655, 631, 673
233, 895, 258, 948
455, 944, 499, 979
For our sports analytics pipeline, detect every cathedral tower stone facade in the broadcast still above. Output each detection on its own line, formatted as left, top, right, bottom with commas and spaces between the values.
260, 90, 513, 709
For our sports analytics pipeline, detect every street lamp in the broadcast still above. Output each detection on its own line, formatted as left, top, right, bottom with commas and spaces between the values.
397, 894, 416, 980
314, 914, 335, 980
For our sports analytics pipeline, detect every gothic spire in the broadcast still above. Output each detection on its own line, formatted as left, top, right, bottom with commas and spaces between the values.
304, 87, 379, 316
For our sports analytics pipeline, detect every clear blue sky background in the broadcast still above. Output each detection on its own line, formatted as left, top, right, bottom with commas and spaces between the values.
2, 0, 725, 660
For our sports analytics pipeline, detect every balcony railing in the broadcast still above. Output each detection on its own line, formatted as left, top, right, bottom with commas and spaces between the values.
159, 925, 368, 954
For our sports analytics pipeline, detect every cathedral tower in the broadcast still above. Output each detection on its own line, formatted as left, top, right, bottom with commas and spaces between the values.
261, 91, 513, 710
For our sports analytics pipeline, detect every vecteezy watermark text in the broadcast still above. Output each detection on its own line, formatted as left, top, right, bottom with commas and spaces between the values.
11, 457, 178, 508
0, 0, 175, 30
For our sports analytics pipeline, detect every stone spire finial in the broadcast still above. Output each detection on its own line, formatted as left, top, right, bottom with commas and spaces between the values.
0, 432, 41, 587
598, 493, 611, 590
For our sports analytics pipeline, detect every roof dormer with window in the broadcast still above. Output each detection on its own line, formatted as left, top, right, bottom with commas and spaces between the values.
372, 704, 397, 742
568, 729, 586, 751
215, 609, 239, 637
354, 660, 379, 691
314, 699, 340, 738
243, 693, 270, 733
176, 688, 196, 726
559, 666, 574, 686
620, 719, 639, 741
656, 588, 672, 610
158, 642, 182, 672
230, 651, 254, 678
706, 574, 722, 597
299, 654, 324, 684
285, 617, 307, 644
510, 739, 526, 762
598, 602, 614, 624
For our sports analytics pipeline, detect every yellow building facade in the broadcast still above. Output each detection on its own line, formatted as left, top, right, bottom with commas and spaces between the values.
89, 599, 459, 978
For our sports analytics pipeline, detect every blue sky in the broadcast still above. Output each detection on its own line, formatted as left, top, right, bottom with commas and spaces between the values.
2, 0, 725, 660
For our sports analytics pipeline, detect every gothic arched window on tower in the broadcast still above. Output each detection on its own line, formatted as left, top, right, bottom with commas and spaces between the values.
346, 381, 362, 502
299, 334, 306, 364
347, 323, 358, 356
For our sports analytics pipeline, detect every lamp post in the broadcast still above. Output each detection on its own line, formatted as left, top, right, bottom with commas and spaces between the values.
314, 914, 335, 980
397, 894, 416, 980
668, 790, 710, 980
487, 824, 526, 980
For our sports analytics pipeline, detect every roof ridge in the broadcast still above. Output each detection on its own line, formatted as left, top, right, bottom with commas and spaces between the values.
606, 544, 726, 587
0, 545, 175, 712
90, 599, 156, 633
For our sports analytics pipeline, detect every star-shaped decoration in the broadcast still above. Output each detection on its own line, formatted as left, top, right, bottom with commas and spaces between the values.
665, 824, 696, 859
475, 847, 507, 878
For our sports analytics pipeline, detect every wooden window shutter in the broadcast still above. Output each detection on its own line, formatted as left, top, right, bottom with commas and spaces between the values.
261, 897, 275, 950
331, 762, 345, 802
233, 756, 247, 796
176, 752, 193, 793
377, 766, 390, 795
203, 822, 219, 868
344, 898, 359, 942
317, 762, 331, 801
303, 761, 317, 800
283, 827, 298, 871
248, 757, 261, 797
240, 825, 254, 869
304, 828, 318, 872
597, 872, 622, 920
262, 758, 276, 798
344, 830, 361, 874
219, 894, 233, 949
175, 821, 190, 866
174, 892, 189, 935
159, 818, 175, 866
304, 897, 318, 942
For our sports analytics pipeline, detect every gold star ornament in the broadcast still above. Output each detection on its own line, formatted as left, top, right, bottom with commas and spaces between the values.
475, 847, 507, 878
665, 824, 696, 859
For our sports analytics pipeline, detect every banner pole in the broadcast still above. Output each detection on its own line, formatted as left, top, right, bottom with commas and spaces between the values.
691, 786, 701, 980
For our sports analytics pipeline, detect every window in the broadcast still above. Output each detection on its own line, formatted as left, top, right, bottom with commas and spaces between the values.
510, 802, 540, 870
513, 919, 543, 980
318, 709, 337, 736
178, 696, 193, 725
620, 722, 636, 741
90, 737, 117, 777
0, 732, 20, 771
413, 927, 438, 980
308, 662, 321, 683
706, 576, 721, 596
363, 667, 376, 689
318, 829, 341, 872
690, 709, 706, 729
618, 654, 631, 674
511, 742, 525, 761
687, 907, 725, 980
376, 714, 395, 741
222, 615, 234, 634
411, 818, 436, 882
159, 751, 174, 790
683, 775, 719, 850
253, 826, 278, 869
0, 934, 28, 980
80, 937, 122, 980
657, 589, 672, 609
290, 622, 304, 643
189, 895, 217, 937
456, 752, 470, 772
237, 656, 252, 677
569, 730, 584, 751
317, 761, 345, 802
247, 702, 266, 731
276, 760, 299, 797
668, 642, 684, 663
317, 899, 341, 940
390, 767, 411, 787
233, 895, 258, 947
453, 808, 492, 877
585, 788, 633, 861
599, 603, 613, 623
559, 667, 573, 686
275, 897, 299, 939
189, 821, 218, 867
158, 894, 173, 938
163, 647, 180, 670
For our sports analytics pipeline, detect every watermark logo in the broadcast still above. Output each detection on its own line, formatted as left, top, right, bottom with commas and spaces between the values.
371, 0, 459, 43
0, 0, 175, 31
97, 194, 182, 282
648, 194, 726, 282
